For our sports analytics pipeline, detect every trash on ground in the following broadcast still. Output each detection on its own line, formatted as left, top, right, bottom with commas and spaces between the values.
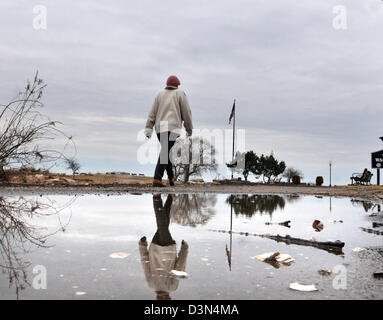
75, 291, 87, 296
352, 247, 365, 252
318, 269, 332, 276
252, 252, 294, 268
360, 227, 383, 236
265, 220, 291, 228
109, 252, 130, 259
312, 220, 324, 232
330, 220, 343, 223
289, 282, 318, 292
170, 270, 189, 278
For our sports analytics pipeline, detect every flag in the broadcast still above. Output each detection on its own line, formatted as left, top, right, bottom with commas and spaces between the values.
229, 100, 235, 124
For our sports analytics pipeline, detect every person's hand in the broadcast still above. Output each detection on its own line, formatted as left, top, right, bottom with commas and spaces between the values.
144, 129, 152, 140
181, 240, 188, 248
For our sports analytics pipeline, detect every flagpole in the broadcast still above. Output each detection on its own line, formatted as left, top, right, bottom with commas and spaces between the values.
231, 99, 236, 179
229, 200, 233, 271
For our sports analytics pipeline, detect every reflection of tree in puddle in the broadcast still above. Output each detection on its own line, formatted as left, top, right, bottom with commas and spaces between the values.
226, 194, 287, 217
170, 194, 217, 227
0, 196, 72, 298
350, 199, 376, 212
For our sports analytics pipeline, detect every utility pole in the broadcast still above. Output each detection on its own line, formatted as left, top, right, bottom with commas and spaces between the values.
329, 161, 332, 187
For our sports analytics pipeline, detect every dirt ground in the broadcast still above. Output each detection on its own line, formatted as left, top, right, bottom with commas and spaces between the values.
1, 182, 383, 203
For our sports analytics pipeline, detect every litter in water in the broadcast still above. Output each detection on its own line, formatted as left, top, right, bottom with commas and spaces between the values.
289, 282, 318, 292
252, 252, 294, 268
170, 270, 189, 278
318, 269, 332, 276
109, 252, 130, 259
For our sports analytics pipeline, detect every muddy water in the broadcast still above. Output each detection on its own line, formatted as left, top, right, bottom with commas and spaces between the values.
0, 193, 382, 300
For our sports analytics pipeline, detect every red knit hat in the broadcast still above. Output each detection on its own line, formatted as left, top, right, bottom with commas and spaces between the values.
166, 75, 180, 87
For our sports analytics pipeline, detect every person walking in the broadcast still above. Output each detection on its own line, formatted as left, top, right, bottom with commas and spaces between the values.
145, 75, 193, 187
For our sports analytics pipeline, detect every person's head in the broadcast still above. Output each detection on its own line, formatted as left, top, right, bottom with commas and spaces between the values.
156, 291, 171, 300
166, 75, 180, 88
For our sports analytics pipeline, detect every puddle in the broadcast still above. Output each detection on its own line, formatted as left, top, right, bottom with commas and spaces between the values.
0, 193, 382, 300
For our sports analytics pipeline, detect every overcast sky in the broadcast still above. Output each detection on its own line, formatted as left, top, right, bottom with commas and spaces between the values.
1, 0, 382, 184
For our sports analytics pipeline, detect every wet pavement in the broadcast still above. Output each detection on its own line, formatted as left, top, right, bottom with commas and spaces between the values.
0, 193, 382, 300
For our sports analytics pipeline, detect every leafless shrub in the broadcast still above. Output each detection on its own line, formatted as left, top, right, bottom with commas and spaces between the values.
0, 71, 75, 181
65, 158, 81, 178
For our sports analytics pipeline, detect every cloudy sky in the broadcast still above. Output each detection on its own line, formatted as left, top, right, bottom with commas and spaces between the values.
1, 0, 382, 184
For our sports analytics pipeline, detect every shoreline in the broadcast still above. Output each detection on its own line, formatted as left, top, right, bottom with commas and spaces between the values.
1, 183, 383, 202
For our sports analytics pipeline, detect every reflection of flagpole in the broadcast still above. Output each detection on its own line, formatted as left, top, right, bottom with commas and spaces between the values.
329, 196, 332, 212
226, 199, 233, 271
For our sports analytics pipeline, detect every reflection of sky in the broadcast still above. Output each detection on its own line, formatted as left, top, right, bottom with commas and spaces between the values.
0, 194, 382, 300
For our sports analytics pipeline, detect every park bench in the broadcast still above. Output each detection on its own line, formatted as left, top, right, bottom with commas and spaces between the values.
350, 168, 373, 185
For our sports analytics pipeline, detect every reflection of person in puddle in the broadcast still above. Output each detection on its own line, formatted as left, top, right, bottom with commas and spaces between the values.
139, 194, 188, 300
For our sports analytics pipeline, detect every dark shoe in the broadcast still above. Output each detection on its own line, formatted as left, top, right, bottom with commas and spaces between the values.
153, 179, 165, 187
153, 182, 165, 187
169, 178, 175, 186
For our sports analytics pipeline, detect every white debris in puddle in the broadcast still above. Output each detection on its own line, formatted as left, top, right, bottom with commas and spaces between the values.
170, 270, 189, 278
109, 252, 130, 259
252, 252, 295, 264
352, 247, 365, 252
75, 291, 87, 296
289, 282, 318, 292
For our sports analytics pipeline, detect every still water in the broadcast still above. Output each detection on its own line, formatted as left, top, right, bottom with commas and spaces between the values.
0, 193, 382, 300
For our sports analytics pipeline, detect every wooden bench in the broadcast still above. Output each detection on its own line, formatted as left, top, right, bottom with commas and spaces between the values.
350, 168, 373, 185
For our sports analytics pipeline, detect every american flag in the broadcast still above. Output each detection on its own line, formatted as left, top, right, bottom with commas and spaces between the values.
229, 100, 235, 124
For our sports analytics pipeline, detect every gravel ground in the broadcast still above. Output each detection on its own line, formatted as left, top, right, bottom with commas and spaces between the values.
0, 183, 383, 202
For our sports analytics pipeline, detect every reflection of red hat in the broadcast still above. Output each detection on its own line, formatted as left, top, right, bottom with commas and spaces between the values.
166, 75, 180, 87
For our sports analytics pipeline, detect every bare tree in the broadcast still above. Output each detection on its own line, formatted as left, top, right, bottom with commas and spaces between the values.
65, 157, 81, 178
283, 167, 304, 183
0, 72, 74, 180
171, 136, 218, 183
